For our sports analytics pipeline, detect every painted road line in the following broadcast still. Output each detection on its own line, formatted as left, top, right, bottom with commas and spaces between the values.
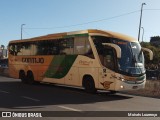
58, 106, 82, 112
0, 90, 10, 94
21, 96, 40, 102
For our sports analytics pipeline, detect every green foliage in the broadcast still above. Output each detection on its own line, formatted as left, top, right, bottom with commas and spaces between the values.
150, 36, 160, 47
141, 42, 160, 64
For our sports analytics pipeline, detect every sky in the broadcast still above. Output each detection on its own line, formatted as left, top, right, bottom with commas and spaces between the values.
0, 0, 160, 47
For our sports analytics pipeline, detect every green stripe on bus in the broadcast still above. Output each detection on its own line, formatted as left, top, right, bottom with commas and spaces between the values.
44, 55, 77, 79
63, 33, 89, 38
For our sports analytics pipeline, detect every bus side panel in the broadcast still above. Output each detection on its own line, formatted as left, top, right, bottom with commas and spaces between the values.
44, 55, 77, 78
73, 55, 100, 88
98, 68, 116, 90
8, 55, 54, 81
42, 77, 65, 84
9, 64, 19, 79
42, 55, 78, 84
64, 66, 79, 86
27, 56, 53, 81
8, 56, 25, 79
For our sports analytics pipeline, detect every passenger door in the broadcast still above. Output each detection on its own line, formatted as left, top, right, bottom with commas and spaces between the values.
98, 48, 117, 90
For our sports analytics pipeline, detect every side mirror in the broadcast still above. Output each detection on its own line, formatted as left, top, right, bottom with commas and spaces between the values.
142, 47, 153, 60
102, 43, 121, 58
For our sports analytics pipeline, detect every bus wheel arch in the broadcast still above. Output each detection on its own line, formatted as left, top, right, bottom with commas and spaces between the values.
82, 75, 97, 93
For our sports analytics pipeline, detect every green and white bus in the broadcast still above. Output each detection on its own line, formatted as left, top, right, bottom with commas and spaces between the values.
8, 29, 153, 93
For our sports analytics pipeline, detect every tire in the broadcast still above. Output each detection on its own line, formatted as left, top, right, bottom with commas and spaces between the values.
83, 76, 97, 93
26, 71, 35, 84
19, 71, 27, 83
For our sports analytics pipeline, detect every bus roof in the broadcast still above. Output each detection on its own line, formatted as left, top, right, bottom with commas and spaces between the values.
9, 29, 137, 44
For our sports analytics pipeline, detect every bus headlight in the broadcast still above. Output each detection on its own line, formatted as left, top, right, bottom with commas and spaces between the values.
121, 78, 125, 82
120, 85, 124, 89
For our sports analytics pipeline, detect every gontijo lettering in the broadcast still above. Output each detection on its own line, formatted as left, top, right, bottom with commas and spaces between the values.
22, 58, 44, 64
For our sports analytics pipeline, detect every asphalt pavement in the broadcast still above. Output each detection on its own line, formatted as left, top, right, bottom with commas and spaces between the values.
0, 76, 160, 120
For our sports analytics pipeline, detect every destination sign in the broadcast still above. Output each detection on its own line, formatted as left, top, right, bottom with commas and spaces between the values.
22, 58, 44, 64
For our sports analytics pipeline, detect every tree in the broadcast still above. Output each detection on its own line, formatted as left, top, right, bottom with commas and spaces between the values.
150, 36, 160, 47
141, 40, 160, 65
0, 45, 5, 49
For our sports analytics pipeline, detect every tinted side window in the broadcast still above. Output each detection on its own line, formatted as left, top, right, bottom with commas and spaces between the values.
9, 44, 15, 55
74, 36, 94, 58
59, 38, 74, 55
9, 43, 25, 56
21, 42, 31, 55
36, 40, 60, 55
9, 37, 94, 57
37, 41, 47, 55
85, 38, 94, 59
74, 36, 86, 55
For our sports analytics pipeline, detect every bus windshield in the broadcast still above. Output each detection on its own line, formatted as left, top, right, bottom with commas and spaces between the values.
92, 36, 145, 76
117, 41, 145, 76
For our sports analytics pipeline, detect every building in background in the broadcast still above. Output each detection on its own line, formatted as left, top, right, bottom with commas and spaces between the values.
0, 45, 8, 58
0, 45, 8, 68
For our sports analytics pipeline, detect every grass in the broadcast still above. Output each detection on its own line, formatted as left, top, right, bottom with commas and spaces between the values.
123, 80, 160, 98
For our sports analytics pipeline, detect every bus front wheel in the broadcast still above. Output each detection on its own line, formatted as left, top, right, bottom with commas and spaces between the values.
83, 76, 97, 93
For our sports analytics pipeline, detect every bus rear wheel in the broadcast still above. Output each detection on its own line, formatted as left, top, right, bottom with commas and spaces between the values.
26, 71, 35, 84
83, 76, 97, 93
19, 71, 27, 83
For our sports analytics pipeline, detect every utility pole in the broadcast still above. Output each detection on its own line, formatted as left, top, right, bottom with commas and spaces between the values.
141, 27, 144, 42
138, 3, 146, 42
21, 24, 25, 40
